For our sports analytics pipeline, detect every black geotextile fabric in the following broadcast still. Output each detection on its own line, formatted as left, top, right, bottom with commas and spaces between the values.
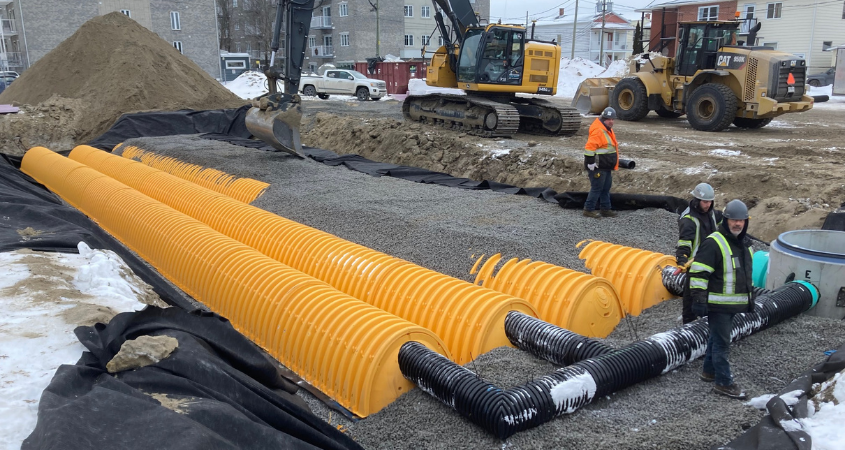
23, 306, 363, 450
0, 154, 194, 310
87, 106, 252, 151
821, 204, 845, 231
719, 342, 845, 450
554, 191, 689, 213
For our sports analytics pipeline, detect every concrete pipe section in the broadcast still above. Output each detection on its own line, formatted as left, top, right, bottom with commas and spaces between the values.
472, 254, 625, 338
577, 240, 677, 316
21, 147, 450, 417
68, 145, 539, 365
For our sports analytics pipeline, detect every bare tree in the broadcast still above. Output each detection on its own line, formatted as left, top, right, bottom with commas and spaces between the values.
216, 0, 234, 52
242, 0, 278, 64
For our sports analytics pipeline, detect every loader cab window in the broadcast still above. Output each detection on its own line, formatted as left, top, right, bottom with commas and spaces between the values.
477, 28, 524, 85
677, 23, 742, 76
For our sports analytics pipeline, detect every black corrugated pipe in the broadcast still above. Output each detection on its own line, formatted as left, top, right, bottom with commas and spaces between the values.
661, 267, 771, 299
398, 281, 818, 439
504, 312, 612, 365
618, 159, 636, 169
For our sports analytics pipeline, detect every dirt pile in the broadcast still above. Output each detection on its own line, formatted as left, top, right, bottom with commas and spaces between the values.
0, 12, 245, 148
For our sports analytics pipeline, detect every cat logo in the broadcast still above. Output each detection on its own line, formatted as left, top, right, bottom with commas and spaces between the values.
717, 55, 731, 67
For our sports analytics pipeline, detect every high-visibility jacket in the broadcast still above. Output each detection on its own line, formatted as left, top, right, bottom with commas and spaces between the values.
676, 199, 722, 266
584, 118, 619, 171
688, 221, 755, 314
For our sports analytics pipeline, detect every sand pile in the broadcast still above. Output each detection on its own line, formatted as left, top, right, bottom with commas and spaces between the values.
0, 12, 245, 144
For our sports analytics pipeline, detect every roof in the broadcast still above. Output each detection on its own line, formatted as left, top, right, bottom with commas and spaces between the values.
535, 12, 632, 29
636, 0, 728, 12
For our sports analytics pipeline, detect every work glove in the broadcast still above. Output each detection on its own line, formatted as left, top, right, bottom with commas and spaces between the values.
587, 163, 597, 171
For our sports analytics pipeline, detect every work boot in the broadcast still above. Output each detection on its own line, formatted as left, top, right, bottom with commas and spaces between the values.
583, 210, 601, 219
700, 372, 715, 382
600, 209, 618, 218
714, 384, 747, 399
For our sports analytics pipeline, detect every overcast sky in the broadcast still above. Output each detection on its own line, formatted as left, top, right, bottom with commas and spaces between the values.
489, 0, 659, 23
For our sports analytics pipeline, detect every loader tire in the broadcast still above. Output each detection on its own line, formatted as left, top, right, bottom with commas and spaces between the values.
732, 117, 772, 129
686, 84, 737, 132
610, 77, 649, 121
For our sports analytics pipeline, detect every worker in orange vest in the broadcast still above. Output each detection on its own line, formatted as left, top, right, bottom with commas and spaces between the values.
583, 107, 620, 218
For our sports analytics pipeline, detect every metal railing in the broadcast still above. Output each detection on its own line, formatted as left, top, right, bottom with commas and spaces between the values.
1, 18, 16, 34
310, 45, 334, 57
310, 15, 331, 29
0, 51, 25, 68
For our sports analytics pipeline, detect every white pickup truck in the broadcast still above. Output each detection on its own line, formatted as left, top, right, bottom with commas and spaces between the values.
299, 69, 387, 101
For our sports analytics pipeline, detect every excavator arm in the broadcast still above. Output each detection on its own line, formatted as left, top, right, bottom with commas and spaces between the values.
245, 0, 316, 156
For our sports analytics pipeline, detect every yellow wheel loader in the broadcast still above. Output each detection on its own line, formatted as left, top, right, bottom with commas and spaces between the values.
403, 0, 581, 138
572, 21, 813, 131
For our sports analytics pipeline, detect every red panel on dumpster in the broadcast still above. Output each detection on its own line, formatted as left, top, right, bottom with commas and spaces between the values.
355, 61, 427, 95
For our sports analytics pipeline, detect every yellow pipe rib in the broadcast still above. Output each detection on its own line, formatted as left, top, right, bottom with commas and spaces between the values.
22, 147, 450, 417
117, 144, 269, 203
70, 145, 538, 364
577, 240, 677, 316
473, 254, 624, 338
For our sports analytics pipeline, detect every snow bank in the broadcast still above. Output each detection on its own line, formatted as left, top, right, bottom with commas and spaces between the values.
556, 57, 629, 99
0, 244, 150, 449
223, 70, 269, 100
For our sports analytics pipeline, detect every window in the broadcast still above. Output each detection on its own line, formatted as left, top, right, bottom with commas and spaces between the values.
843, 1, 845, 19
339, 2, 348, 17
233, 0, 238, 7
763, 41, 777, 49
340, 33, 349, 47
235, 23, 240, 30
698, 6, 718, 21
422, 6, 431, 18
120, 9, 131, 18
438, 36, 444, 46
324, 35, 332, 46
170, 11, 181, 30
173, 41, 183, 53
421, 35, 430, 45
308, 36, 316, 47
404, 5, 413, 17
766, 2, 782, 19
404, 34, 414, 46
226, 60, 246, 69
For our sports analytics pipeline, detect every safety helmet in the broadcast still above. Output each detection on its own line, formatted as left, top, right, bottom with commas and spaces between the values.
722, 199, 749, 220
600, 107, 617, 120
690, 182, 715, 201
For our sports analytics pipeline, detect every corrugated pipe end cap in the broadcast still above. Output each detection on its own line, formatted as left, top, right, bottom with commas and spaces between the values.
789, 280, 820, 308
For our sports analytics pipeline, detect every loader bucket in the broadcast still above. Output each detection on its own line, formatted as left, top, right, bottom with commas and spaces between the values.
571, 77, 622, 115
245, 93, 303, 157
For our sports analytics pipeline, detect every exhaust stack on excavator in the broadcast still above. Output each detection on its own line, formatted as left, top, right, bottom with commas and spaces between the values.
244, 0, 314, 156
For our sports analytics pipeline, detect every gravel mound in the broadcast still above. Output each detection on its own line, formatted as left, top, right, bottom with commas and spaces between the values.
117, 135, 845, 449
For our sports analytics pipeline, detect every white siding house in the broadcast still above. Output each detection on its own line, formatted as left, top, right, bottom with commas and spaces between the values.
534, 12, 635, 66
738, 0, 845, 73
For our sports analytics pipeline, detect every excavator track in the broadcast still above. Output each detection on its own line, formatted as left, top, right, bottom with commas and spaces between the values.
403, 95, 581, 138
403, 94, 520, 138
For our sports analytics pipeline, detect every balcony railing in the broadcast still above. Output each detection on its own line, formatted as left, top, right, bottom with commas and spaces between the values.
1, 18, 16, 35
310, 15, 332, 29
0, 51, 26, 69
310, 45, 334, 57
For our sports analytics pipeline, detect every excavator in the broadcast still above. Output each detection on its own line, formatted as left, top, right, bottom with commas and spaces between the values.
403, 0, 581, 137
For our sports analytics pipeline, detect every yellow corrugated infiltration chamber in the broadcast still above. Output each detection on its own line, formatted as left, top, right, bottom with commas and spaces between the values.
577, 240, 677, 316
22, 146, 450, 417
118, 144, 269, 203
70, 145, 539, 365
471, 254, 624, 338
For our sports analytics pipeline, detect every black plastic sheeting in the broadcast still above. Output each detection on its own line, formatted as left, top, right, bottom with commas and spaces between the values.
821, 203, 845, 232
0, 154, 195, 310
87, 106, 253, 151
721, 342, 845, 450
23, 306, 363, 450
399, 282, 817, 440
554, 191, 689, 213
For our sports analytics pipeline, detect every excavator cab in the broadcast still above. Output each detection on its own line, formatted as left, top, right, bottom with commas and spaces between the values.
675, 22, 740, 76
457, 27, 525, 85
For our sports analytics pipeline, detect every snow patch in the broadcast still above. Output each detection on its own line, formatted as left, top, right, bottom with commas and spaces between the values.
710, 149, 741, 157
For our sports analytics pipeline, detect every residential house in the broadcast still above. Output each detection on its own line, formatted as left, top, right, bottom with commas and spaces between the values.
645, 0, 739, 57
0, 0, 220, 78
533, 5, 635, 66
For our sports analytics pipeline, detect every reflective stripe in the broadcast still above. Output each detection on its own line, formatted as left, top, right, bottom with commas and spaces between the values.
594, 128, 617, 155
584, 149, 596, 156
683, 215, 703, 257
690, 278, 708, 289
690, 261, 714, 273
710, 232, 735, 294
677, 239, 692, 249
708, 292, 748, 305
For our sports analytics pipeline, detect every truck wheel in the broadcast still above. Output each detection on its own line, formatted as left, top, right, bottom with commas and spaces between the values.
732, 117, 772, 129
685, 84, 738, 132
356, 87, 370, 101
808, 79, 821, 87
610, 77, 649, 121
655, 103, 683, 118
317, 93, 330, 100
302, 85, 317, 97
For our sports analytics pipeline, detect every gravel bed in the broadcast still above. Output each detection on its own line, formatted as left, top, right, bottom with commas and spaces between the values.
118, 136, 845, 450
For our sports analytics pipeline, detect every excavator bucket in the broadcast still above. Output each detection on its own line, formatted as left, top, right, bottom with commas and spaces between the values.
245, 93, 303, 157
571, 77, 622, 115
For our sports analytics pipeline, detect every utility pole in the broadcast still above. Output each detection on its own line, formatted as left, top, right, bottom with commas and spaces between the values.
376, 0, 380, 57
570, 0, 579, 59
525, 11, 528, 28
599, 0, 607, 67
